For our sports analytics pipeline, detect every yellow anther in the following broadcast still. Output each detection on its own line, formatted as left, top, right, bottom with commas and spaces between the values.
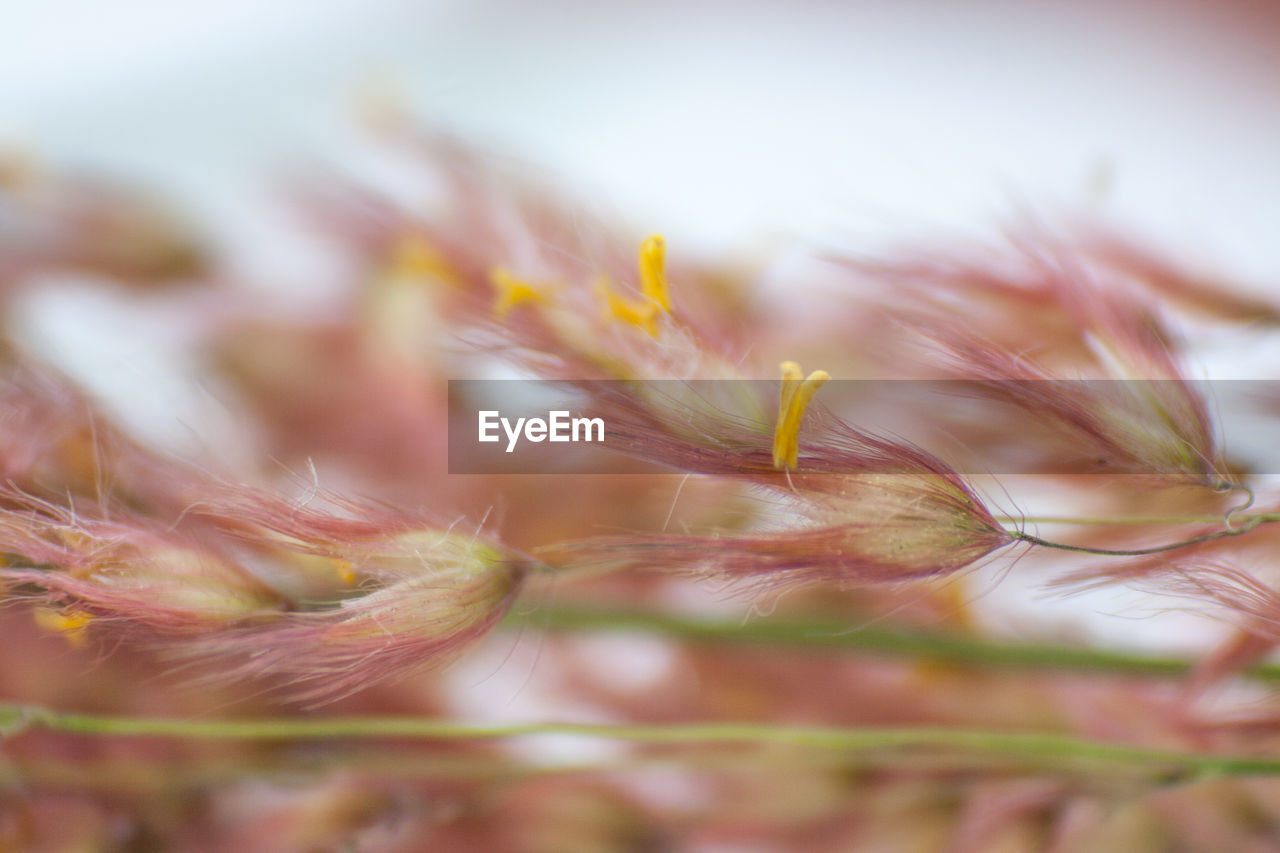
490, 268, 549, 318
57, 527, 92, 550
638, 235, 671, 312
776, 361, 804, 439
332, 559, 357, 586
599, 277, 661, 338
388, 234, 451, 281
772, 361, 830, 471
597, 235, 674, 338
33, 607, 93, 648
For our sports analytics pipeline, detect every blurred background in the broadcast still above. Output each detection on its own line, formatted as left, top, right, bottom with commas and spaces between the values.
4, 0, 1280, 273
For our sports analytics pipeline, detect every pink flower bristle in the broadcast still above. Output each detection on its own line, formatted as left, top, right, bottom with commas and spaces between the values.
0, 490, 282, 632
837, 225, 1204, 377
178, 559, 526, 704
1059, 558, 1280, 636
545, 388, 1012, 591
549, 522, 1009, 594
818, 228, 1237, 496
0, 470, 534, 702
1082, 228, 1280, 326
0, 164, 206, 286
10, 119, 1280, 848
884, 313, 1220, 487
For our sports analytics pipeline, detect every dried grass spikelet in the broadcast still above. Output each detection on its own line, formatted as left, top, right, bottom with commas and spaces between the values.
545, 381, 1012, 589
0, 482, 530, 701
841, 228, 1229, 487
0, 495, 282, 638
1056, 554, 1280, 641
470, 232, 745, 385
291, 127, 734, 384
551, 479, 1011, 590
176, 489, 530, 702
921, 322, 1224, 485
181, 538, 524, 703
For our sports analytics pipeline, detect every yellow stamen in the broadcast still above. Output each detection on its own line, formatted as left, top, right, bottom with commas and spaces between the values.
332, 559, 357, 586
599, 277, 661, 338
776, 361, 804, 435
56, 527, 92, 551
388, 234, 452, 281
772, 361, 830, 471
597, 235, 674, 338
490, 268, 549, 317
33, 607, 93, 648
638, 235, 671, 312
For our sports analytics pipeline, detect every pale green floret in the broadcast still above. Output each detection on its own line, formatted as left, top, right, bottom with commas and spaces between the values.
361, 530, 505, 579
91, 546, 278, 621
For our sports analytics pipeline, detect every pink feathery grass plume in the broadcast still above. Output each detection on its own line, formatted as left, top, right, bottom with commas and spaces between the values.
0, 357, 245, 525
210, 316, 448, 489
1055, 552, 1280, 701
832, 223, 1207, 370
547, 509, 1009, 591
838, 227, 1229, 487
448, 228, 744, 386
0, 360, 163, 503
288, 119, 757, 385
545, 389, 1013, 589
0, 155, 205, 288
171, 489, 532, 702
919, 322, 1224, 485
0, 494, 282, 638
1081, 228, 1280, 325
0, 480, 531, 702
180, 545, 524, 704
1057, 557, 1280, 642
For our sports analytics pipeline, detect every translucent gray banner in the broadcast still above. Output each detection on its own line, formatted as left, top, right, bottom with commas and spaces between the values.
447, 379, 1271, 476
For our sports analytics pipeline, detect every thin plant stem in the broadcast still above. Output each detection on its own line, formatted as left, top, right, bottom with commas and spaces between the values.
3, 703, 1280, 780
1012, 514, 1272, 556
0, 749, 729, 791
996, 515, 1237, 526
505, 605, 1280, 682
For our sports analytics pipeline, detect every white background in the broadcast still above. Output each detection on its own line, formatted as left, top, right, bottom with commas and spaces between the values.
4, 0, 1280, 276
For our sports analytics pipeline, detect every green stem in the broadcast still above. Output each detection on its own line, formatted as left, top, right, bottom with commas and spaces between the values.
0, 750, 702, 791
507, 604, 1280, 682
996, 515, 1237, 526
2, 703, 1278, 779
1012, 513, 1280, 556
